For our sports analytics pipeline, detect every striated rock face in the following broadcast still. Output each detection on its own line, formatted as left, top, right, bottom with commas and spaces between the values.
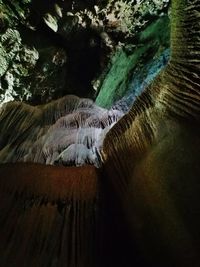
102, 0, 200, 266
0, 163, 99, 267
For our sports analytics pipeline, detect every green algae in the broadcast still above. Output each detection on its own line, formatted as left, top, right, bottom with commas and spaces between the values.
95, 16, 170, 108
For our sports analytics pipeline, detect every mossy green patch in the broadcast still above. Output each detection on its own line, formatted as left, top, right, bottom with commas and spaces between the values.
95, 16, 170, 108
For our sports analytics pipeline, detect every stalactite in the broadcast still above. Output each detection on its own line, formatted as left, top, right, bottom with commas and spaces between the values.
0, 95, 123, 167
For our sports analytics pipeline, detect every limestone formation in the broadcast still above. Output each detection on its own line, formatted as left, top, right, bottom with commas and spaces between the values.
0, 0, 169, 105
103, 0, 200, 266
0, 0, 199, 267
0, 95, 123, 167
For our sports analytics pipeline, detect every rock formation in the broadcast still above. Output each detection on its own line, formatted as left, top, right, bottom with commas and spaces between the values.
0, 163, 99, 267
0, 95, 123, 167
103, 0, 200, 266
0, 0, 199, 267
0, 0, 169, 105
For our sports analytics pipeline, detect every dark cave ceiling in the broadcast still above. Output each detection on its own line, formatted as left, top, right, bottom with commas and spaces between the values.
0, 0, 170, 106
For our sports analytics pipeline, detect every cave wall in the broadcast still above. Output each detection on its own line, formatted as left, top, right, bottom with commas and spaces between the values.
0, 0, 170, 106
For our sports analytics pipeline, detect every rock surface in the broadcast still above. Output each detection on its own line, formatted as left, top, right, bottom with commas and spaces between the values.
0, 0, 170, 106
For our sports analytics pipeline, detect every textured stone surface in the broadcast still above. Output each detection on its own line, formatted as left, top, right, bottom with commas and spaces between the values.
0, 0, 170, 106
